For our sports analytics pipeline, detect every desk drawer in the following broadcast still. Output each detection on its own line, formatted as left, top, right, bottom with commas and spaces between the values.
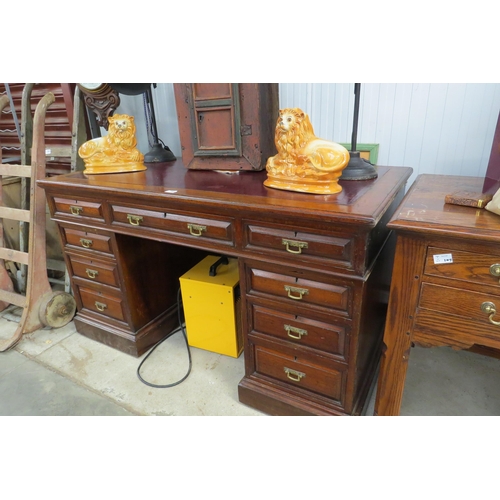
110, 204, 234, 244
53, 196, 105, 221
67, 252, 119, 288
62, 227, 114, 254
425, 247, 500, 288
416, 282, 500, 349
77, 285, 127, 322
244, 222, 353, 268
247, 267, 351, 316
250, 304, 348, 360
254, 344, 346, 403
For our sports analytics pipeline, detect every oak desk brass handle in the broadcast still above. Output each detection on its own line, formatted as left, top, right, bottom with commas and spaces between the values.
127, 214, 143, 226
282, 238, 308, 254
490, 264, 500, 280
86, 269, 99, 279
284, 285, 309, 300
481, 301, 500, 325
95, 301, 107, 312
70, 205, 82, 215
284, 367, 306, 382
284, 324, 308, 340
80, 238, 93, 248
187, 223, 207, 236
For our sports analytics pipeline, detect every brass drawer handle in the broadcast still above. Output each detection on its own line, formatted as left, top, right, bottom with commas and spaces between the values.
95, 301, 107, 312
70, 205, 83, 215
80, 238, 93, 248
284, 367, 306, 382
282, 238, 308, 254
490, 264, 500, 281
86, 269, 99, 279
284, 285, 309, 300
187, 223, 207, 236
284, 324, 308, 340
481, 301, 500, 325
127, 214, 143, 226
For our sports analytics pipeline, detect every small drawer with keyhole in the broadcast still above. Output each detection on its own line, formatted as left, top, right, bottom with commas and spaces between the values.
250, 304, 348, 360
62, 227, 113, 254
53, 197, 105, 221
254, 344, 346, 403
66, 252, 120, 287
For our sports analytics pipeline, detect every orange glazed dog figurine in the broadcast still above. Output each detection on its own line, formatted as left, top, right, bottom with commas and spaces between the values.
264, 108, 349, 194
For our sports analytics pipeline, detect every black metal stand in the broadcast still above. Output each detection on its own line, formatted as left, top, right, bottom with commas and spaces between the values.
143, 87, 176, 163
341, 83, 377, 181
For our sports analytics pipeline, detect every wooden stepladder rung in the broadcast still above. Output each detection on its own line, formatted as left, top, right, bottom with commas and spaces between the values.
0, 164, 32, 178
0, 206, 30, 223
0, 288, 26, 308
0, 247, 29, 266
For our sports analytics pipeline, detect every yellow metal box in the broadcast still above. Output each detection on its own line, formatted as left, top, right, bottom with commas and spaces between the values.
179, 255, 242, 358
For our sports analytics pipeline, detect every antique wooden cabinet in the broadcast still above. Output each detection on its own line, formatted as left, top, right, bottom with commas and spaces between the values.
173, 83, 278, 171
39, 161, 411, 415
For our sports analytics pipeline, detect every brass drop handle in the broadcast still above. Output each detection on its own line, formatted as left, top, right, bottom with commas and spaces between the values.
127, 214, 143, 226
490, 264, 500, 281
187, 223, 207, 237
80, 238, 93, 248
284, 285, 309, 300
284, 367, 306, 382
282, 238, 308, 254
95, 301, 107, 312
86, 269, 99, 279
284, 324, 308, 340
70, 205, 82, 215
481, 301, 500, 325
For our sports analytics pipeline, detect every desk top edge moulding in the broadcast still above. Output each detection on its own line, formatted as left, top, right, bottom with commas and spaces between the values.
264, 108, 350, 194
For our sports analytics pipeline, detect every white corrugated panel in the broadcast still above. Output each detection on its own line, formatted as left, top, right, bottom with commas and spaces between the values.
279, 83, 500, 186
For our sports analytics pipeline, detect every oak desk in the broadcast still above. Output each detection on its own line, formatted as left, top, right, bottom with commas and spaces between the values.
375, 174, 500, 416
39, 160, 411, 416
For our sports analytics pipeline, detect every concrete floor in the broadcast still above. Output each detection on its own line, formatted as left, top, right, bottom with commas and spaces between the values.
1, 305, 500, 416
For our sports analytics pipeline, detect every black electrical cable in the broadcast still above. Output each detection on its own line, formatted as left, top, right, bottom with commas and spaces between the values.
136, 288, 192, 388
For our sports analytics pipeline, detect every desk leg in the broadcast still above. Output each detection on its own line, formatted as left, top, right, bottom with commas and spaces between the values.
374, 235, 426, 416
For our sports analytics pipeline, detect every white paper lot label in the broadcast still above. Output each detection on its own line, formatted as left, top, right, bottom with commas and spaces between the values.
433, 253, 453, 264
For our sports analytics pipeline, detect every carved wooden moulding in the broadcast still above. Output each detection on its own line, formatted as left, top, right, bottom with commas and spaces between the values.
264, 108, 350, 195
174, 83, 278, 171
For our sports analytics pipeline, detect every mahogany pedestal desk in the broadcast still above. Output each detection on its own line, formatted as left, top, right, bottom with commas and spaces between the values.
38, 161, 411, 416
375, 174, 500, 416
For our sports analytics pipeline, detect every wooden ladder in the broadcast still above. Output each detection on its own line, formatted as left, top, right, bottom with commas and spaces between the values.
0, 92, 76, 352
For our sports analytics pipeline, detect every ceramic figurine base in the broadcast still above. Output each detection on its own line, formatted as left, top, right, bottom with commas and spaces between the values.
265, 108, 349, 195
264, 173, 343, 194
83, 162, 147, 175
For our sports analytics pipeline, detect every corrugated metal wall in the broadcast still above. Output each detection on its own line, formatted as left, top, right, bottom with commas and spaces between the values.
117, 83, 500, 186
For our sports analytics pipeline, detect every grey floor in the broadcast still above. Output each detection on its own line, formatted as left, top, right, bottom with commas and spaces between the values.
1, 305, 500, 416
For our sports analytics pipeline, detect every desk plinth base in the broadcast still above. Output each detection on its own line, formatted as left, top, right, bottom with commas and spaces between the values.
73, 307, 179, 357
238, 377, 360, 416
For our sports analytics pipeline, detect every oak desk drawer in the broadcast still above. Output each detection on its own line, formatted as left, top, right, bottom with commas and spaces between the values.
62, 228, 113, 254
110, 205, 234, 244
251, 304, 348, 360
247, 267, 351, 315
53, 197, 105, 221
67, 253, 119, 288
254, 345, 346, 403
244, 223, 353, 267
77, 285, 127, 322
425, 247, 500, 288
